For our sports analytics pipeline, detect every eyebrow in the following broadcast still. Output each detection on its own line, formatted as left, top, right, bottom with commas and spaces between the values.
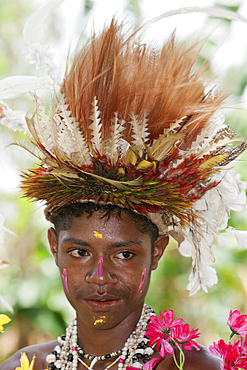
61, 237, 144, 249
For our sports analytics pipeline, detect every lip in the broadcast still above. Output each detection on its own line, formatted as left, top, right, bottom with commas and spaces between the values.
84, 294, 121, 311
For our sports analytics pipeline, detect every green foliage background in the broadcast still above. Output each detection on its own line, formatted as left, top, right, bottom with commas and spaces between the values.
1, 0, 247, 362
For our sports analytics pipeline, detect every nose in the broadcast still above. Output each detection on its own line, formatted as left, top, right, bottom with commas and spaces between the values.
85, 256, 118, 285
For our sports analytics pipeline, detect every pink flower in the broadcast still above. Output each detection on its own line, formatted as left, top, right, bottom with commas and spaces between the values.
227, 310, 247, 337
242, 338, 247, 355
145, 310, 183, 357
142, 357, 161, 370
170, 323, 201, 351
209, 339, 247, 370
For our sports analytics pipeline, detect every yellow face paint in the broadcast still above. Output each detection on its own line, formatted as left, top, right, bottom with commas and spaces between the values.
93, 316, 106, 325
93, 231, 103, 239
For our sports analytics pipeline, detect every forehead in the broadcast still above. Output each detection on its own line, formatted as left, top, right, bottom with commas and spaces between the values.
58, 210, 152, 246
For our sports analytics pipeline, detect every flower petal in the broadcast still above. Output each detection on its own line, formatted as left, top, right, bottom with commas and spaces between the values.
29, 355, 36, 370
0, 314, 11, 332
20, 352, 30, 370
143, 357, 161, 370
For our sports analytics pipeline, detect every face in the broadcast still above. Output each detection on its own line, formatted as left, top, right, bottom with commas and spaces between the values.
48, 211, 168, 331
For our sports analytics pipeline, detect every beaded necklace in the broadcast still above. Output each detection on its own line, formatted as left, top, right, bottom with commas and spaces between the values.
46, 304, 155, 370
77, 346, 122, 361
78, 355, 122, 370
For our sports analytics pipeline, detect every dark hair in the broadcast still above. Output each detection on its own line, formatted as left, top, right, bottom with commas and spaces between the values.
53, 202, 159, 246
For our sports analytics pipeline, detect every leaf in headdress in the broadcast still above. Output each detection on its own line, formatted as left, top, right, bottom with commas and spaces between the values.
8, 142, 41, 160
57, 95, 90, 165
105, 113, 125, 162
198, 154, 228, 171
130, 112, 149, 147
29, 92, 51, 150
45, 94, 60, 155
57, 130, 75, 158
150, 133, 185, 161
84, 172, 142, 190
51, 168, 81, 179
112, 114, 125, 160
25, 115, 40, 145
42, 157, 60, 168
89, 96, 102, 154
51, 168, 142, 190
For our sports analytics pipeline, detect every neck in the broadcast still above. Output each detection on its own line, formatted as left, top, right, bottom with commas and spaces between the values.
77, 303, 144, 355
46, 303, 155, 370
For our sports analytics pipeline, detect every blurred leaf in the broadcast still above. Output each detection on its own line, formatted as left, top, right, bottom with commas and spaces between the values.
85, 0, 94, 15
127, 0, 141, 17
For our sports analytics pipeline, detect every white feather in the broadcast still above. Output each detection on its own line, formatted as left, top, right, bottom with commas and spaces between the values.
226, 227, 247, 249
26, 44, 62, 85
188, 261, 218, 296
0, 76, 51, 100
89, 96, 102, 153
140, 6, 247, 35
0, 106, 28, 134
23, 0, 64, 84
23, 0, 64, 44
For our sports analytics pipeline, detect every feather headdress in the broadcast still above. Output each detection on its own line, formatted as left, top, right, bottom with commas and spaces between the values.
1, 5, 247, 294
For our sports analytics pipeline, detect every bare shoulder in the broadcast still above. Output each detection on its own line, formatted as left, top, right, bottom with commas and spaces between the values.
157, 345, 221, 370
0, 340, 58, 370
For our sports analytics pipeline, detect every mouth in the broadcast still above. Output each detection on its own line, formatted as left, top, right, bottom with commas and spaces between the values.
84, 295, 121, 311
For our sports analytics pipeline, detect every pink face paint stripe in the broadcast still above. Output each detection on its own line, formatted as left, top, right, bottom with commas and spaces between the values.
96, 257, 104, 278
138, 268, 147, 297
61, 268, 70, 295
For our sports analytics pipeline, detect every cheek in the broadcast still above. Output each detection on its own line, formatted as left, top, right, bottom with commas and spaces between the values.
137, 268, 147, 296
60, 268, 70, 295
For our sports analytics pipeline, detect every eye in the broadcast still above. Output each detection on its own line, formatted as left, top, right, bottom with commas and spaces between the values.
70, 248, 89, 258
116, 251, 135, 260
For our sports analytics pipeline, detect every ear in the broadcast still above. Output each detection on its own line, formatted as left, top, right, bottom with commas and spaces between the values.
151, 235, 169, 271
48, 227, 59, 266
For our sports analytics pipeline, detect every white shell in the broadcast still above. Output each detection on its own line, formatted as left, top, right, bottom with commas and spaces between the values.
145, 347, 154, 355
46, 354, 56, 363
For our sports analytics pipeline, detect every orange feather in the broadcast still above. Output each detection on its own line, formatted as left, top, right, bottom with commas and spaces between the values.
61, 19, 225, 152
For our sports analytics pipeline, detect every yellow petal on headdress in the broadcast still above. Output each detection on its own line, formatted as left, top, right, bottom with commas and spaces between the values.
0, 314, 11, 332
117, 167, 125, 175
122, 147, 137, 166
15, 352, 36, 370
136, 160, 153, 171
198, 153, 228, 171
150, 133, 185, 161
